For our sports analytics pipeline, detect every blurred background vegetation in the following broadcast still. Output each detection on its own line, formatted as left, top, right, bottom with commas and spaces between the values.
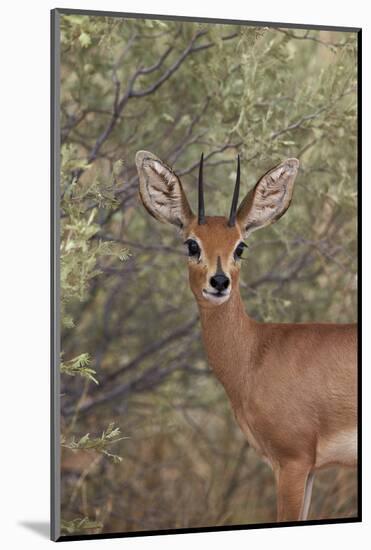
58, 13, 358, 536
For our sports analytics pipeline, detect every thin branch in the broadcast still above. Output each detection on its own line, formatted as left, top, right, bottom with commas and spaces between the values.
135, 42, 175, 75
129, 30, 207, 98
61, 110, 88, 143
113, 31, 138, 69
168, 97, 211, 164
69, 29, 242, 183
271, 106, 329, 140
63, 358, 191, 417
177, 142, 243, 176
271, 86, 355, 140
276, 28, 347, 49
102, 316, 198, 385
72, 30, 208, 181
191, 32, 239, 52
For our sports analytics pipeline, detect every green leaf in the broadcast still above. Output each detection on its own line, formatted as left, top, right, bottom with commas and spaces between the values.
61, 423, 128, 463
79, 31, 91, 48
60, 353, 99, 384
61, 517, 103, 535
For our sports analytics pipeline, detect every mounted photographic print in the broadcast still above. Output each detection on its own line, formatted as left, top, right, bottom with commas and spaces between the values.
51, 8, 361, 542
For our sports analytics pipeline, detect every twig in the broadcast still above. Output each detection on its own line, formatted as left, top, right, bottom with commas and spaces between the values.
276, 28, 347, 49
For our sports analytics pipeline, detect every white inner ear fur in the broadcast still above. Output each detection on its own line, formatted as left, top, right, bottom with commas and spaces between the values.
145, 162, 185, 226
149, 160, 172, 179
238, 158, 299, 237
137, 152, 193, 228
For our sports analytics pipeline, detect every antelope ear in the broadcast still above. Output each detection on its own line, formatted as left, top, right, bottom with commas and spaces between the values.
237, 158, 299, 238
135, 151, 194, 229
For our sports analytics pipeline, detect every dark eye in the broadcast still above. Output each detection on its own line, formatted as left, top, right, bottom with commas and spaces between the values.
184, 239, 201, 258
234, 242, 247, 260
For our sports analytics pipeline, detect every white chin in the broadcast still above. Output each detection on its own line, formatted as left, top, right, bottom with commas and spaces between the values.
202, 289, 231, 305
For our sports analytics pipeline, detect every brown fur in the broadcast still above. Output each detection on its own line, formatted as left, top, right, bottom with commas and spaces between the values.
186, 216, 357, 522
136, 151, 357, 522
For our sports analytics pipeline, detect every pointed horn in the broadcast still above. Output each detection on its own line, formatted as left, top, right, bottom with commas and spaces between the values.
198, 152, 206, 225
228, 155, 240, 227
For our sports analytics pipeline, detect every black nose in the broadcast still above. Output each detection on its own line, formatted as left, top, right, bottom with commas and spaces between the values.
210, 274, 230, 292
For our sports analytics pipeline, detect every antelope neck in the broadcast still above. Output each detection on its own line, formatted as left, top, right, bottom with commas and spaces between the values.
197, 289, 257, 396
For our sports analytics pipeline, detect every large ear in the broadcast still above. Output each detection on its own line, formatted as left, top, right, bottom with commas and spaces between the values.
135, 151, 194, 229
237, 158, 299, 238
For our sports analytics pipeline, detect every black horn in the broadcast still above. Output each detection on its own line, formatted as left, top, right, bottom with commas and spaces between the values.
228, 155, 240, 227
198, 152, 206, 225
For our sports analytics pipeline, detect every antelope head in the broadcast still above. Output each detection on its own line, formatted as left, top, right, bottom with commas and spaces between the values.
135, 151, 299, 307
